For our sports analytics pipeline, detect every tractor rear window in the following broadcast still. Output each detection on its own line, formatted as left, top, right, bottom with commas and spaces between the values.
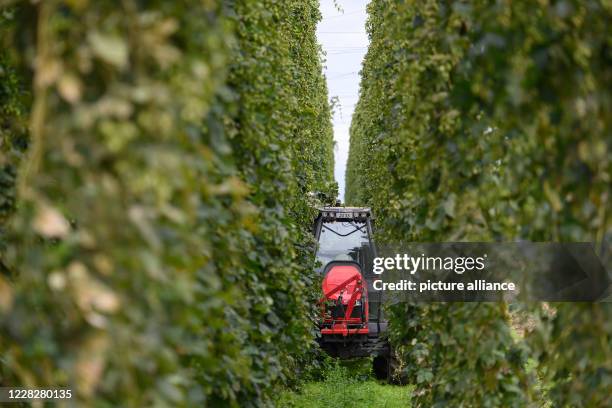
315, 221, 371, 273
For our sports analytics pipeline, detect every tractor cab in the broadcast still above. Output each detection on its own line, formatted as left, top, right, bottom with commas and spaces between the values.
313, 207, 388, 360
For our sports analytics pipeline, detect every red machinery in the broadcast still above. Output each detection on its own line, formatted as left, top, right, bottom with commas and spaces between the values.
314, 207, 392, 380
320, 263, 369, 336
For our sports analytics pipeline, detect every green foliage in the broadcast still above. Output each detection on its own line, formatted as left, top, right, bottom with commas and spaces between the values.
216, 0, 337, 398
0, 8, 28, 272
277, 360, 413, 408
389, 303, 533, 406
530, 303, 611, 407
0, 0, 334, 406
347, 0, 610, 406
347, 1, 532, 405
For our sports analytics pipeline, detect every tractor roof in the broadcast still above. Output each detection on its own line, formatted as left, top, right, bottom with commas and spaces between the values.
317, 207, 373, 221
317, 206, 371, 213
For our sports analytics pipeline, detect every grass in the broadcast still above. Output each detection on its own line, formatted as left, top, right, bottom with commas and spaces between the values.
277, 359, 413, 408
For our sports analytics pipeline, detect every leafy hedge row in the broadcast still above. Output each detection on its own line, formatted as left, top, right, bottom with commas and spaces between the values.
0, 1, 334, 406
0, 10, 28, 275
347, 0, 610, 406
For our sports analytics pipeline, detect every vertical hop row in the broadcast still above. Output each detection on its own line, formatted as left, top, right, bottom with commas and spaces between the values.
347, 0, 610, 405
0, 0, 335, 406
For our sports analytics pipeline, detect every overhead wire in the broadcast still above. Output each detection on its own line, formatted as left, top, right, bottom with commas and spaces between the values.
320, 10, 363, 21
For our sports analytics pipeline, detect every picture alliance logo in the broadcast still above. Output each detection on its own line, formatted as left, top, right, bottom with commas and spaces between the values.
372, 253, 488, 275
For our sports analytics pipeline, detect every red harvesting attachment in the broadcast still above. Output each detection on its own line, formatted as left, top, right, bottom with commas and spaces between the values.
320, 263, 369, 336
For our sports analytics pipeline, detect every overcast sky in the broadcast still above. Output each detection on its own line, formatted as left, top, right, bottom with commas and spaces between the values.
316, 0, 369, 202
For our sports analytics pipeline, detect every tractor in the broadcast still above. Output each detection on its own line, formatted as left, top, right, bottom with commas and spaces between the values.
313, 206, 395, 380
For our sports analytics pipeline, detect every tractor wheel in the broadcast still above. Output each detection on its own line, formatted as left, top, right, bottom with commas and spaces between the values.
372, 349, 408, 384
372, 355, 389, 381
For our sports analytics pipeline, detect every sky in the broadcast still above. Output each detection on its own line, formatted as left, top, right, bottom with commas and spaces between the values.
316, 0, 370, 202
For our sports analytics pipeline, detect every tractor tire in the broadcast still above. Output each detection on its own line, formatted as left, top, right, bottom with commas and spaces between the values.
372, 348, 408, 384
372, 355, 389, 381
